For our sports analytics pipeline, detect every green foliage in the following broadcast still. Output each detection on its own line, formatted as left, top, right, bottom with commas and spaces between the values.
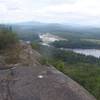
52, 60, 65, 72
51, 40, 100, 49
64, 63, 100, 100
39, 57, 49, 65
0, 27, 18, 49
31, 42, 41, 50
51, 59, 100, 100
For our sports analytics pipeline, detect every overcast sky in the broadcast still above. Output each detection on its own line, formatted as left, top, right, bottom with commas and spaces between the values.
0, 0, 100, 26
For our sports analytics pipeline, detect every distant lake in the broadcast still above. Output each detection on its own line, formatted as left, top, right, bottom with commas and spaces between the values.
65, 49, 100, 58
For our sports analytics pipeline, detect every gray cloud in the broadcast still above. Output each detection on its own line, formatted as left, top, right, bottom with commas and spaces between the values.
0, 0, 100, 26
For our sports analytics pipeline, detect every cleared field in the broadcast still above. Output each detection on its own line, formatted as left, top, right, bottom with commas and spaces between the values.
81, 39, 100, 44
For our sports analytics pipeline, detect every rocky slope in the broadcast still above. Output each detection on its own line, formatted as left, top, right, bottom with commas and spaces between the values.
0, 41, 96, 100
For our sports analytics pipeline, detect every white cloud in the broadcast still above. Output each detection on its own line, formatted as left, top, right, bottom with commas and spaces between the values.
0, 0, 100, 26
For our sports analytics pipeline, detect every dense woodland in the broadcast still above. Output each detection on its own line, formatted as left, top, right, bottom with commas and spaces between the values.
51, 40, 100, 49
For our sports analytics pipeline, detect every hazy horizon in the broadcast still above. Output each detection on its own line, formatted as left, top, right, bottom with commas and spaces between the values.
0, 0, 100, 27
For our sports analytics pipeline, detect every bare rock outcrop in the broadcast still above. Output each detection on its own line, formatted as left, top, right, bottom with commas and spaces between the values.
0, 41, 96, 100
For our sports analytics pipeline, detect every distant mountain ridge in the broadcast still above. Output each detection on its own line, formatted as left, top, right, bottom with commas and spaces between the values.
11, 21, 100, 36
1, 21, 100, 41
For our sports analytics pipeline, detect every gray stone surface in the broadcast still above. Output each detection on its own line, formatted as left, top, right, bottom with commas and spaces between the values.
0, 65, 96, 100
